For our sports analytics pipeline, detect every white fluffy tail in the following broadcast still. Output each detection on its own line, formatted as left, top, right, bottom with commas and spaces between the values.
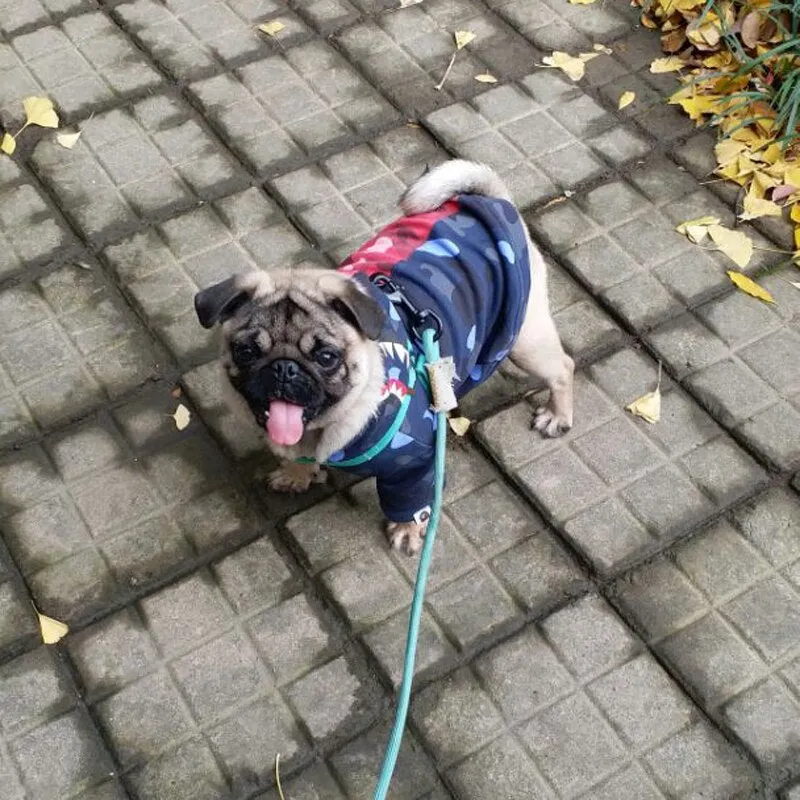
400, 159, 512, 214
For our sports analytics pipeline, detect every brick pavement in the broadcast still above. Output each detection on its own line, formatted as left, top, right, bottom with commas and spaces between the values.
0, 0, 798, 798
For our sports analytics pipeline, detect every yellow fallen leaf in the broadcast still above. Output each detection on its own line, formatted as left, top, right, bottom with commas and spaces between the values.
708, 224, 753, 268
727, 271, 774, 303
626, 363, 662, 424
474, 73, 498, 83
618, 90, 636, 109
23, 96, 59, 128
650, 56, 685, 73
38, 611, 69, 644
454, 30, 475, 49
399, 0, 423, 5
1, 133, 15, 155
791, 203, 800, 224
56, 130, 81, 149
593, 43, 613, 54
542, 51, 597, 81
569, 0, 596, 4
627, 389, 661, 424
740, 191, 781, 220
669, 92, 723, 123
785, 166, 800, 188
257, 20, 285, 36
172, 403, 191, 430
448, 416, 471, 436
676, 216, 720, 243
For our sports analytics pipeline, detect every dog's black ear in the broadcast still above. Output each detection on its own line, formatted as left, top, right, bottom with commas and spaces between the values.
330, 283, 385, 340
194, 277, 251, 329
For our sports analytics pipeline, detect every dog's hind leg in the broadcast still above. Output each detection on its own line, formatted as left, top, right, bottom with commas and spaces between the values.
509, 247, 574, 437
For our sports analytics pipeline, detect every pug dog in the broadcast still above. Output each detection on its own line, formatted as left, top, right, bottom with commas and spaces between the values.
195, 160, 574, 555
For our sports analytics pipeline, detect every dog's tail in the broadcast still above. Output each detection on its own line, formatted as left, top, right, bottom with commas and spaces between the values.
400, 159, 511, 215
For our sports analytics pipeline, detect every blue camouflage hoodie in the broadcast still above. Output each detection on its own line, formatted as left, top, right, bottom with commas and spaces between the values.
330, 193, 531, 523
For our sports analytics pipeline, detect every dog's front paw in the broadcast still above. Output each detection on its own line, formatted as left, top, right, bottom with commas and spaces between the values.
268, 461, 326, 493
532, 404, 572, 438
386, 520, 427, 556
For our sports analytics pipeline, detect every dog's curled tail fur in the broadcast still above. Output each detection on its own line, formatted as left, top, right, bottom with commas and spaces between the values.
400, 159, 512, 214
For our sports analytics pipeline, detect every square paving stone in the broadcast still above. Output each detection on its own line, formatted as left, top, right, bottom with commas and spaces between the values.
333, 21, 475, 118
115, 0, 311, 81
0, 391, 269, 621
103, 187, 315, 367
0, 14, 163, 121
0, 160, 78, 280
0, 648, 121, 800
0, 265, 163, 432
68, 542, 373, 797
255, 761, 346, 800
476, 348, 768, 575
268, 127, 447, 261
287, 444, 587, 681
190, 41, 399, 176
0, 555, 38, 660
423, 73, 648, 206
531, 167, 783, 332
327, 720, 443, 799
423, 81, 590, 206
415, 596, 757, 797
31, 95, 247, 245
647, 269, 800, 470
488, 0, 631, 48
615, 486, 800, 776
336, 0, 539, 116
0, 0, 90, 38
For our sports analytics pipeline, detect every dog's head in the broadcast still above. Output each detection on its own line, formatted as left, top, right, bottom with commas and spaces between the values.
194, 268, 385, 448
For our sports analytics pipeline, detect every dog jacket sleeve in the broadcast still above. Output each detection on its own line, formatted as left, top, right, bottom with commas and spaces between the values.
333, 193, 532, 522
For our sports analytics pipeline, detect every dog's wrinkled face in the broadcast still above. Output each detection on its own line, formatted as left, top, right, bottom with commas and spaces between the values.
195, 269, 385, 448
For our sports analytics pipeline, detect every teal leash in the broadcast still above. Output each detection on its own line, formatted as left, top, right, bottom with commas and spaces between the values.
373, 327, 448, 800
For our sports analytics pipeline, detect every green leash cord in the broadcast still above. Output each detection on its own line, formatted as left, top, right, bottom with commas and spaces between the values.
373, 327, 448, 800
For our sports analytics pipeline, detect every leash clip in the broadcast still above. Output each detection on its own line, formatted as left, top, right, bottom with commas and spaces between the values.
370, 274, 443, 343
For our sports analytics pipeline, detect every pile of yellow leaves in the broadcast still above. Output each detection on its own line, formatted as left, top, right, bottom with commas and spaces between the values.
634, 0, 800, 254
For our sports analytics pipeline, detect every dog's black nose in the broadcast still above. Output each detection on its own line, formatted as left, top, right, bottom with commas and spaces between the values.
270, 359, 301, 382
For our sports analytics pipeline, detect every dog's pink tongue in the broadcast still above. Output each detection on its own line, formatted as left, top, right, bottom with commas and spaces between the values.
267, 400, 305, 446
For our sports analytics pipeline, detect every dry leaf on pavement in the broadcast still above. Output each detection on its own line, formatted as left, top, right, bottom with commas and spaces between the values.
0, 133, 15, 155
56, 130, 82, 149
740, 191, 781, 220
475, 73, 498, 83
618, 91, 636, 109
727, 271, 775, 303
675, 215, 720, 243
708, 224, 753, 268
626, 364, 662, 424
36, 609, 69, 644
172, 403, 191, 430
23, 96, 59, 128
448, 416, 471, 436
454, 30, 475, 49
542, 50, 598, 82
649, 56, 685, 73
257, 20, 285, 36
435, 30, 476, 91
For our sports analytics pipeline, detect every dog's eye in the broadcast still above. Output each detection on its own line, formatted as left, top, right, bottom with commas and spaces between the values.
314, 348, 341, 370
232, 341, 260, 363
